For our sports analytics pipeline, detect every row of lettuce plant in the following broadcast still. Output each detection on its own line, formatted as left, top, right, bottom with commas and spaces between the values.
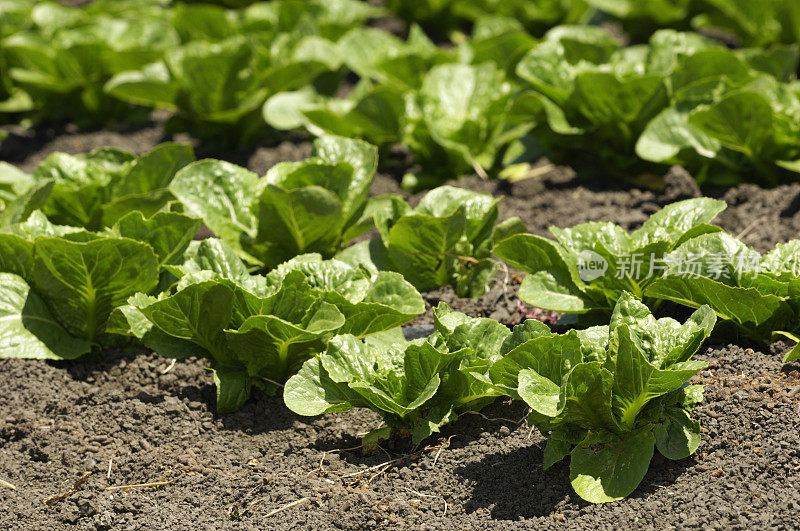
0, 0, 378, 140
266, 24, 800, 188
383, 0, 800, 48
0, 206, 716, 503
0, 135, 519, 297
3, 2, 799, 188
284, 294, 716, 503
3, 140, 800, 503
106, 0, 799, 48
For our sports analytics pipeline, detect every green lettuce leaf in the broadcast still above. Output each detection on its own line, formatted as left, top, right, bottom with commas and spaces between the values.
171, 136, 380, 268
493, 198, 726, 318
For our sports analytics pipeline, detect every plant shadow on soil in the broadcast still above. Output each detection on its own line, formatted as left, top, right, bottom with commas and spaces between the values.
214, 395, 303, 434
55, 349, 138, 383
305, 399, 533, 470
56, 349, 302, 434
454, 441, 694, 520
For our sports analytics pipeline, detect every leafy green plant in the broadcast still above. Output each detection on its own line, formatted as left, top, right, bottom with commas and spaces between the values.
635, 36, 800, 186
0, 209, 199, 360
171, 0, 381, 43
0, 143, 195, 230
338, 186, 526, 297
403, 61, 533, 187
489, 292, 715, 503
263, 26, 450, 146
169, 135, 382, 269
264, 23, 534, 189
384, 0, 592, 37
0, 0, 376, 130
512, 26, 672, 175
2, 1, 179, 124
644, 232, 800, 362
113, 251, 424, 413
512, 27, 800, 185
493, 198, 725, 321
284, 302, 513, 445
691, 0, 800, 47
104, 28, 341, 142
385, 0, 799, 48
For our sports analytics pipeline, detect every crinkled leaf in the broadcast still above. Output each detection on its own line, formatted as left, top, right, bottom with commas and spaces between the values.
490, 333, 582, 399
169, 160, 258, 259
0, 273, 92, 360
112, 211, 200, 267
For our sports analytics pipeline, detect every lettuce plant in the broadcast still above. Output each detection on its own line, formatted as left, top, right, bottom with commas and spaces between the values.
0, 143, 195, 230
284, 302, 512, 445
489, 292, 716, 503
0, 0, 375, 130
0, 210, 198, 360
2, 1, 179, 124
264, 25, 533, 188
113, 250, 425, 413
691, 0, 800, 47
263, 26, 450, 147
338, 185, 526, 297
637, 42, 800, 186
384, 0, 591, 36
403, 61, 532, 187
645, 232, 800, 362
169, 0, 380, 43
105, 33, 340, 143
513, 26, 670, 174
513, 27, 800, 185
494, 198, 725, 321
170, 136, 382, 269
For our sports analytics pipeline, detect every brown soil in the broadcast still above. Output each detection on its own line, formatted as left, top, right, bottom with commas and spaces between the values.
3, 123, 800, 529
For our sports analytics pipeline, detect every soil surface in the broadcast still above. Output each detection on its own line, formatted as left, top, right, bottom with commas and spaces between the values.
3, 119, 800, 529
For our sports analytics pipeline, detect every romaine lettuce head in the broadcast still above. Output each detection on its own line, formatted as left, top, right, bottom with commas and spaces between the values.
489, 292, 715, 503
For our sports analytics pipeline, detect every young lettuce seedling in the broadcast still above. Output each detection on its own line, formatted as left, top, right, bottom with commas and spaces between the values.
493, 197, 725, 322
338, 185, 526, 297
284, 303, 512, 445
489, 292, 716, 503
170, 135, 385, 269
113, 249, 424, 413
0, 210, 199, 360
